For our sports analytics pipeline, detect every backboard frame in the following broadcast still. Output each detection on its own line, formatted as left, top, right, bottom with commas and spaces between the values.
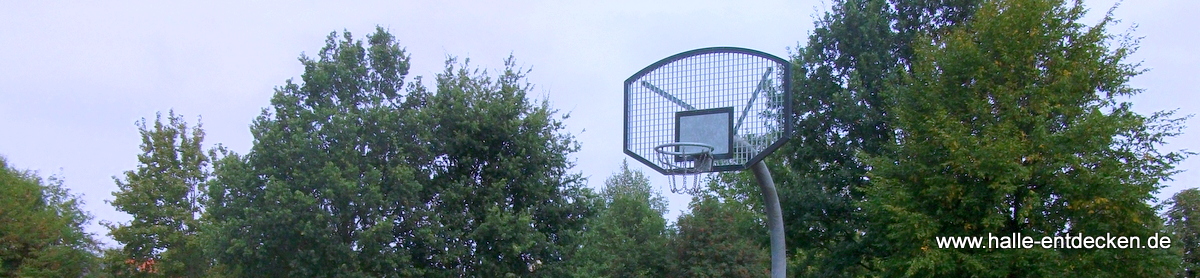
675, 107, 734, 161
623, 47, 792, 175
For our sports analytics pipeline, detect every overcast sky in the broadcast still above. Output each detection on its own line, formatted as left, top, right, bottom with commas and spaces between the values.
2, 0, 1195, 247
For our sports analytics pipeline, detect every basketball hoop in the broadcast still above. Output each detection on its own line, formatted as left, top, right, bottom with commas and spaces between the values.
654, 142, 713, 194
624, 47, 793, 278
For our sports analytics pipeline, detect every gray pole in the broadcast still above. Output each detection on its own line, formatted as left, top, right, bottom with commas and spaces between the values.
750, 160, 786, 278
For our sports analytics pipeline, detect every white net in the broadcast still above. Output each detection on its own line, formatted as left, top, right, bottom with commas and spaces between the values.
654, 142, 713, 195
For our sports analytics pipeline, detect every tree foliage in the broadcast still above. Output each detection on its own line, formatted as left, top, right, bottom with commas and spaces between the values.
670, 195, 770, 278
203, 27, 595, 277
863, 0, 1186, 276
417, 55, 595, 278
105, 111, 210, 277
205, 28, 422, 278
784, 0, 982, 275
0, 156, 98, 277
1169, 188, 1200, 277
572, 160, 670, 277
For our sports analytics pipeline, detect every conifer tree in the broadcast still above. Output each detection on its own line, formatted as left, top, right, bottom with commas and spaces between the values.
670, 195, 770, 278
573, 161, 670, 277
106, 111, 210, 277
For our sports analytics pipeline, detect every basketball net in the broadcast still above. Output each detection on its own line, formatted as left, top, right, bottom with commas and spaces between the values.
654, 143, 713, 195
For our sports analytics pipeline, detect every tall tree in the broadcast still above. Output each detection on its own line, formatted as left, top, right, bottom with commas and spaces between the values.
204, 27, 424, 277
105, 111, 209, 277
670, 194, 770, 278
783, 0, 982, 275
1168, 188, 1200, 277
572, 160, 671, 277
412, 55, 595, 277
0, 156, 99, 277
864, 0, 1186, 276
204, 27, 596, 277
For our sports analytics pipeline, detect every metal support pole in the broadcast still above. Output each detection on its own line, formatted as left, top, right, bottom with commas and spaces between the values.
750, 160, 786, 278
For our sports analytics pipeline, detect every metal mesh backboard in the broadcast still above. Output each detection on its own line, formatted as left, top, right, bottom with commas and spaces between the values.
624, 47, 792, 174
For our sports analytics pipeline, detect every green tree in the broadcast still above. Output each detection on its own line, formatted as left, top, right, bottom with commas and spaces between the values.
411, 55, 595, 277
863, 0, 1186, 276
0, 156, 99, 277
204, 28, 424, 277
204, 27, 596, 277
104, 111, 209, 277
783, 0, 982, 275
670, 194, 769, 278
1168, 188, 1200, 278
572, 160, 670, 277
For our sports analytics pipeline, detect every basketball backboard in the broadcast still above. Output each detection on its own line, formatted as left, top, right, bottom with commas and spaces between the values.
624, 47, 792, 175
